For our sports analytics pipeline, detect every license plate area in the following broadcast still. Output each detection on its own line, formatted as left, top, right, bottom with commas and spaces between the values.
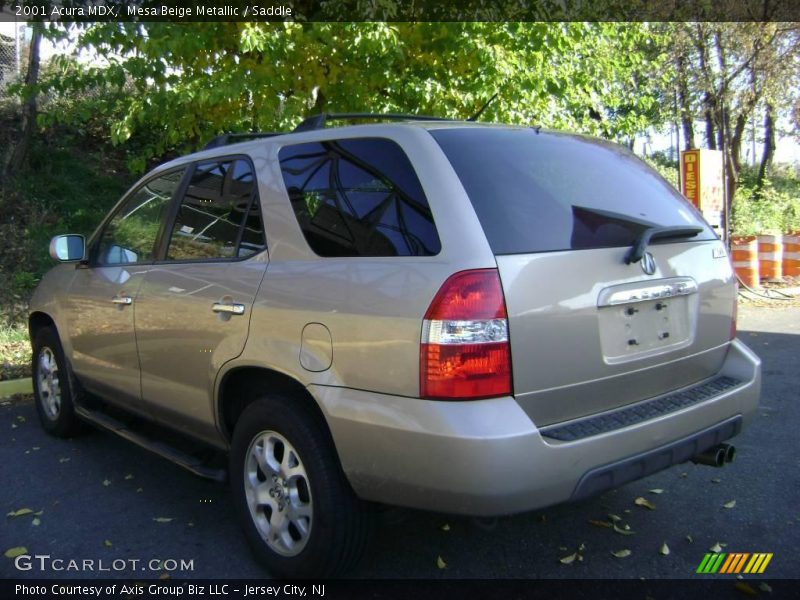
597, 278, 697, 364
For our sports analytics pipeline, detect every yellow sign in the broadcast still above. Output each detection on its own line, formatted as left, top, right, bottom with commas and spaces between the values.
681, 149, 724, 231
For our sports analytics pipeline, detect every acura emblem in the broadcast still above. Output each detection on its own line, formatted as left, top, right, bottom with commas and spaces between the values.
641, 251, 656, 275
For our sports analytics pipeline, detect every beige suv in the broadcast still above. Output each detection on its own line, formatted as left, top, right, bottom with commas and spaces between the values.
29, 114, 761, 577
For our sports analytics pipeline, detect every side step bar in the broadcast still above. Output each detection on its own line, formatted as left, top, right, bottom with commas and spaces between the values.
75, 406, 227, 482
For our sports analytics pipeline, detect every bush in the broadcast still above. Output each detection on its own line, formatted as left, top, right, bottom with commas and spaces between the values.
732, 167, 800, 236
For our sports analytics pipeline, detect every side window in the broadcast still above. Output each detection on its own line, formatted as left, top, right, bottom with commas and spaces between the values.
96, 168, 185, 266
166, 158, 265, 261
278, 138, 441, 257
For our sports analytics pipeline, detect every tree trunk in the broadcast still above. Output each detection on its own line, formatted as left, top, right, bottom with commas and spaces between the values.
675, 54, 695, 149
757, 102, 776, 189
731, 112, 746, 177
4, 26, 43, 181
704, 97, 717, 150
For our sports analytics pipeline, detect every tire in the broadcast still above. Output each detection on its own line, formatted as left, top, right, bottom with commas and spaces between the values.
31, 326, 84, 438
230, 394, 371, 578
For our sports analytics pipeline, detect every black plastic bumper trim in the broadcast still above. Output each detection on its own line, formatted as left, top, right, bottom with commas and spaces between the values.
570, 415, 742, 502
540, 375, 742, 442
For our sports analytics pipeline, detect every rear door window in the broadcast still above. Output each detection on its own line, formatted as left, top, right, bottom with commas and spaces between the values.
278, 138, 441, 257
166, 158, 266, 261
431, 128, 715, 255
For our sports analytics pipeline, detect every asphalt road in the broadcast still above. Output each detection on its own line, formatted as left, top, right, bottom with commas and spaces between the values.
1, 305, 798, 581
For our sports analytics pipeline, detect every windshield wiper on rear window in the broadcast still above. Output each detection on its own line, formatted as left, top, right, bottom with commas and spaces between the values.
625, 226, 704, 265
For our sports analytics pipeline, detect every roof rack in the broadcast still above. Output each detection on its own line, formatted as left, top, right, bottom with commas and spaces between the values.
203, 132, 283, 150
203, 112, 454, 150
292, 112, 454, 132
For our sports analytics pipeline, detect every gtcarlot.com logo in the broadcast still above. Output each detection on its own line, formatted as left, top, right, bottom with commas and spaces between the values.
13, 554, 195, 573
696, 552, 773, 574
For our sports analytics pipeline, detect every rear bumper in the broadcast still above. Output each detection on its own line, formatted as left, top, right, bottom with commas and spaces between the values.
313, 339, 760, 516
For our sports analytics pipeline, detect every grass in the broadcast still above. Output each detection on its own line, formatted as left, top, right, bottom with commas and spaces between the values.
0, 126, 134, 380
0, 323, 31, 381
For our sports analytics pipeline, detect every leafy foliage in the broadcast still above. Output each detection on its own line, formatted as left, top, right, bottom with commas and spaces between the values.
37, 22, 671, 171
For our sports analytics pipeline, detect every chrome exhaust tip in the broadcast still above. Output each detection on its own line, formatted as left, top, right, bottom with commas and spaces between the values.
691, 445, 727, 468
720, 443, 736, 464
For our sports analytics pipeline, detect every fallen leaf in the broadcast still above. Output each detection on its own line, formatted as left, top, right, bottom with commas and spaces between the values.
710, 542, 723, 553
623, 509, 631, 514
559, 552, 577, 564
589, 519, 612, 528
136, 488, 143, 493
611, 549, 632, 558
613, 524, 636, 536
31, 518, 41, 527
660, 542, 670, 556
648, 489, 664, 494
440, 524, 450, 532
102, 479, 111, 487
734, 582, 757, 597
577, 543, 586, 552
4, 547, 27, 558
125, 474, 134, 480
58, 457, 70, 463
188, 522, 195, 527
635, 497, 657, 510
680, 472, 688, 478
686, 535, 693, 543
32, 447, 40, 451
608, 514, 622, 522
104, 540, 113, 548
11, 424, 17, 429
6, 508, 34, 518
759, 582, 773, 593
16, 415, 25, 422
153, 517, 173, 523
711, 478, 722, 483
723, 500, 736, 509
436, 555, 447, 569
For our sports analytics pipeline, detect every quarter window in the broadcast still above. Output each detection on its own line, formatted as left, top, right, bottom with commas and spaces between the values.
278, 138, 441, 257
96, 168, 185, 266
166, 159, 265, 261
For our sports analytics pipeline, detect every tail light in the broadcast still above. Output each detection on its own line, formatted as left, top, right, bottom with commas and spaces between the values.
420, 269, 512, 399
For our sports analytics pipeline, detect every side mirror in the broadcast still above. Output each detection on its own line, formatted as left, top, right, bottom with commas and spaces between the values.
49, 234, 86, 262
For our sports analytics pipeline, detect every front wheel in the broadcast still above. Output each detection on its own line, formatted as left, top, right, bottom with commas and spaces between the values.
230, 395, 370, 578
31, 326, 84, 437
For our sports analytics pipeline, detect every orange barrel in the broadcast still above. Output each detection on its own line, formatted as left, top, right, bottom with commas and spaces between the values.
783, 232, 800, 278
731, 236, 760, 288
758, 234, 783, 281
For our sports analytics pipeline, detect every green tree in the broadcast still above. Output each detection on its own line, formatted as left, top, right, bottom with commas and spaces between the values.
39, 22, 671, 171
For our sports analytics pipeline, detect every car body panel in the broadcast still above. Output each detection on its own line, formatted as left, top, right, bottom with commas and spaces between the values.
135, 255, 268, 443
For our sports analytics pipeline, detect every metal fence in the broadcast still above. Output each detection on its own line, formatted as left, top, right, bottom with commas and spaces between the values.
0, 23, 29, 104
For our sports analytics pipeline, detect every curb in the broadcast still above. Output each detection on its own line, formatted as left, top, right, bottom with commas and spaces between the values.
0, 377, 33, 398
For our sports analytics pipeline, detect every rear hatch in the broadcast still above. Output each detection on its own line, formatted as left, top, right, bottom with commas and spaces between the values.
431, 127, 736, 426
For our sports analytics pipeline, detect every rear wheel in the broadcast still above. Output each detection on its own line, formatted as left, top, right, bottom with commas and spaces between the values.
230, 394, 370, 578
31, 326, 84, 437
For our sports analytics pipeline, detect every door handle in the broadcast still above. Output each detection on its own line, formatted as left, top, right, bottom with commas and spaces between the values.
212, 302, 245, 316
111, 295, 133, 305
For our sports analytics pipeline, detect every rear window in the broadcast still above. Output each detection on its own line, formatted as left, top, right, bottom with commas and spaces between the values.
278, 138, 441, 257
431, 128, 715, 255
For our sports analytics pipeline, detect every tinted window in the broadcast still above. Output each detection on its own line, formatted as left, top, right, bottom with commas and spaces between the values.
96, 169, 185, 265
278, 138, 440, 257
167, 159, 265, 261
431, 128, 715, 255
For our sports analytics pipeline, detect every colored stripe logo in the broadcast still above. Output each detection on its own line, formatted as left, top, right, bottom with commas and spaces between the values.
696, 553, 773, 574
